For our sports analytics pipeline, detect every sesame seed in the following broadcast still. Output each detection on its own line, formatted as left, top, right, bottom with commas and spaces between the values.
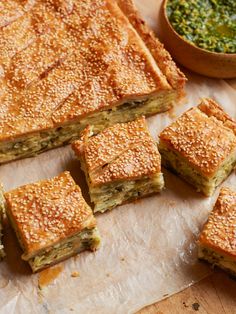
0, 0, 168, 141
5, 171, 95, 255
199, 187, 236, 256
159, 99, 236, 177
73, 116, 162, 185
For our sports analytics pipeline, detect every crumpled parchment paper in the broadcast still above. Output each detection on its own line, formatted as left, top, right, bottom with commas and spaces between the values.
0, 1, 235, 313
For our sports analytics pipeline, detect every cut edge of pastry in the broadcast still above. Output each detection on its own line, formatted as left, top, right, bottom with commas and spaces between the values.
90, 173, 164, 213
6, 195, 100, 263
198, 244, 236, 277
0, 90, 175, 164
76, 146, 164, 213
0, 0, 186, 164
28, 227, 101, 273
4, 172, 101, 272
159, 139, 236, 196
72, 118, 164, 213
198, 186, 236, 276
158, 98, 236, 196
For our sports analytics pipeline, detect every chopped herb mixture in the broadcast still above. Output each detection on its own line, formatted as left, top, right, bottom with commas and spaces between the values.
167, 0, 236, 53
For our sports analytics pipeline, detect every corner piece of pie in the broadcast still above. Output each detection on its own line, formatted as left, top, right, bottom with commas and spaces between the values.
72, 116, 164, 213
4, 172, 100, 272
0, 0, 186, 164
159, 98, 236, 196
198, 187, 236, 276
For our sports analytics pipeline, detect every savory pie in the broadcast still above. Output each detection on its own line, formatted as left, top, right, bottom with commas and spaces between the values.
198, 187, 236, 276
72, 116, 164, 213
4, 172, 100, 272
0, 0, 186, 164
159, 98, 236, 196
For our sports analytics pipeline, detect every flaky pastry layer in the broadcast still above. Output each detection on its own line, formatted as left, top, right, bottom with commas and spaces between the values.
72, 117, 164, 212
0, 0, 185, 163
159, 98, 236, 195
198, 187, 236, 258
5, 172, 97, 258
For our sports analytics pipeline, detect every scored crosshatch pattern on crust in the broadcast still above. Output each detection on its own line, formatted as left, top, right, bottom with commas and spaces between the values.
0, 0, 185, 142
0, 0, 235, 312
72, 117, 162, 186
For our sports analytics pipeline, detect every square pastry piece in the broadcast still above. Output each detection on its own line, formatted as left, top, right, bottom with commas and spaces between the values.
0, 185, 5, 260
4, 172, 100, 272
72, 117, 164, 213
159, 98, 236, 196
198, 187, 236, 276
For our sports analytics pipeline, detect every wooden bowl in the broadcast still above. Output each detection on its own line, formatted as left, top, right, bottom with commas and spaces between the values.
159, 0, 236, 78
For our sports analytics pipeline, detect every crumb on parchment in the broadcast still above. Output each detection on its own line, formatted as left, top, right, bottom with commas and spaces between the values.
71, 271, 80, 278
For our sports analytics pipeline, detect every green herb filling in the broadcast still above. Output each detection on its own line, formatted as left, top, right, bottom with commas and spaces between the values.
167, 0, 236, 53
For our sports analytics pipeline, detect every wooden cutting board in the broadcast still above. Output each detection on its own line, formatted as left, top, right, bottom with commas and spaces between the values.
138, 270, 236, 314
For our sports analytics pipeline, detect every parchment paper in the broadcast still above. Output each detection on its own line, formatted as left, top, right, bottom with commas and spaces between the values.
0, 1, 236, 313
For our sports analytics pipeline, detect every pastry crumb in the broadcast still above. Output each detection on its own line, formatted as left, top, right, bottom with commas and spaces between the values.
71, 271, 80, 278
192, 302, 200, 311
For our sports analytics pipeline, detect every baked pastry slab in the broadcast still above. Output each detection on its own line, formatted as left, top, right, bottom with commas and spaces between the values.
0, 185, 5, 260
198, 187, 236, 276
159, 98, 236, 196
72, 117, 164, 213
4, 172, 100, 272
0, 0, 186, 164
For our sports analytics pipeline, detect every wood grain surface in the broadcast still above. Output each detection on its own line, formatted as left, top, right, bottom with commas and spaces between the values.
138, 269, 236, 314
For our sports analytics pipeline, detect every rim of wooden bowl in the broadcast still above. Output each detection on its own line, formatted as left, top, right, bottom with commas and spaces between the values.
163, 0, 236, 58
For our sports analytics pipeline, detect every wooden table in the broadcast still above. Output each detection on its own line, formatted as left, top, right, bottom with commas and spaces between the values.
138, 270, 236, 313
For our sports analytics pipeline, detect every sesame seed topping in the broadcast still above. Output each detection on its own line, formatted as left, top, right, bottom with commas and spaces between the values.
5, 171, 95, 255
159, 99, 236, 176
73, 116, 162, 185
199, 187, 236, 257
0, 0, 169, 141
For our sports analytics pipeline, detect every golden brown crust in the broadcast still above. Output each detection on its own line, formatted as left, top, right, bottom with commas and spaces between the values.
116, 0, 187, 93
72, 116, 162, 186
0, 0, 182, 142
5, 171, 96, 257
198, 187, 236, 259
198, 98, 236, 136
159, 98, 236, 177
0, 0, 36, 28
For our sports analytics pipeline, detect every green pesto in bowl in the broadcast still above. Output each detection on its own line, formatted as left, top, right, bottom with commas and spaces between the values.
166, 0, 236, 54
